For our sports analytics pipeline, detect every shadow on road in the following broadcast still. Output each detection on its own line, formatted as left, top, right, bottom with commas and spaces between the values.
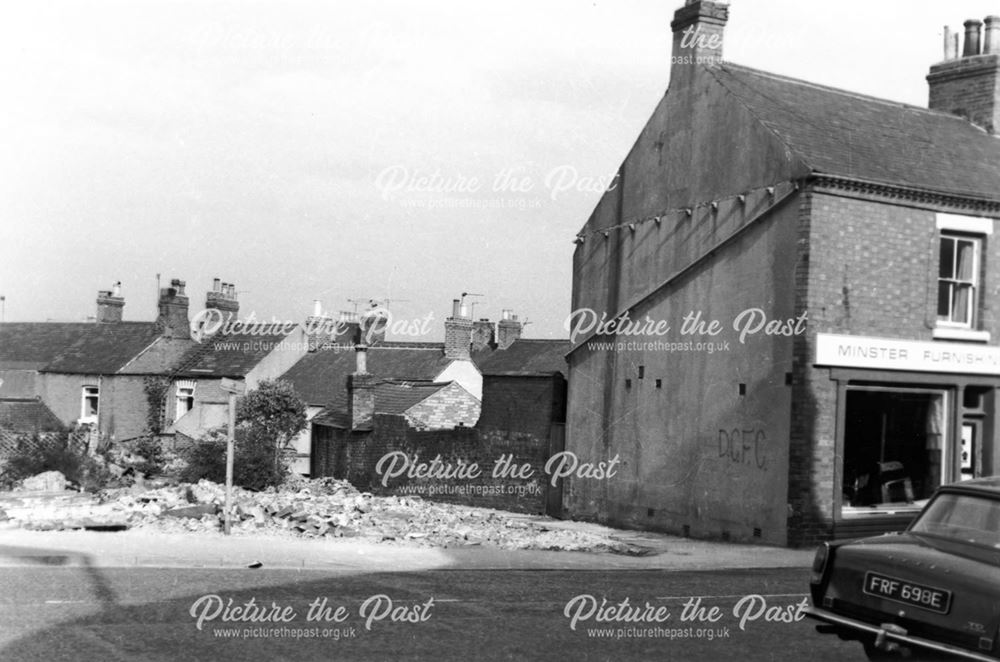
0, 543, 118, 606
0, 555, 853, 662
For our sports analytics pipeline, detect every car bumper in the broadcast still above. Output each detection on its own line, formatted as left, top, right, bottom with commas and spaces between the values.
804, 606, 997, 661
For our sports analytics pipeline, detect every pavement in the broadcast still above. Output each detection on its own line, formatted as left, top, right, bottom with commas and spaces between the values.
0, 515, 815, 572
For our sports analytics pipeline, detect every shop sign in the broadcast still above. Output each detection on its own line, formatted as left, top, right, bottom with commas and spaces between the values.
816, 333, 1000, 375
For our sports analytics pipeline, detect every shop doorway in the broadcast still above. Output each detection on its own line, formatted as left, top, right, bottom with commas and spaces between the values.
843, 387, 947, 509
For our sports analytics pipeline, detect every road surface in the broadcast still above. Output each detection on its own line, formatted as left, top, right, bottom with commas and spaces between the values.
0, 564, 863, 661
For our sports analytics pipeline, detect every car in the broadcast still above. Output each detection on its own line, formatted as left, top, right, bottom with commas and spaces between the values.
806, 476, 1000, 661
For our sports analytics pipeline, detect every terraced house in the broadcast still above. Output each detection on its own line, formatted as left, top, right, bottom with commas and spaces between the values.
565, 1, 1000, 546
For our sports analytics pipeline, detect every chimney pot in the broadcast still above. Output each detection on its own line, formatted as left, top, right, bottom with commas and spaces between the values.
929, 17, 1000, 134
964, 19, 983, 57
213, 278, 221, 292
451, 299, 461, 319
985, 16, 1000, 55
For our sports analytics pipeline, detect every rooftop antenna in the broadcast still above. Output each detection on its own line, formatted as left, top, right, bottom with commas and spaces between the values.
347, 298, 368, 314
371, 297, 410, 309
461, 292, 484, 318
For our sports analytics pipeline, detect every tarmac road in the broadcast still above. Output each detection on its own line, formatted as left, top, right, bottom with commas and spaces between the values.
0, 564, 862, 661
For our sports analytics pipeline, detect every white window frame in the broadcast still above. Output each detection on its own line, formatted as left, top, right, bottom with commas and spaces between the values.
934, 214, 991, 341
175, 380, 196, 420
80, 385, 99, 424
936, 233, 981, 329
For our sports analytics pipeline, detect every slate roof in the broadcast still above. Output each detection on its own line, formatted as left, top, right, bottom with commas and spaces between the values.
708, 63, 1000, 201
172, 330, 296, 379
477, 339, 570, 377
0, 322, 161, 374
120, 337, 198, 374
374, 381, 449, 414
311, 380, 450, 429
281, 343, 451, 406
0, 398, 64, 433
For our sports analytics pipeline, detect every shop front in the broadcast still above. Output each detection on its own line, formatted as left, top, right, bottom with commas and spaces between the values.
816, 334, 999, 538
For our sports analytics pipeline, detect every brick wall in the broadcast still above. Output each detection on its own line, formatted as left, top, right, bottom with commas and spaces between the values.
312, 414, 550, 513
928, 54, 1000, 134
788, 188, 1000, 546
478, 376, 564, 434
405, 382, 481, 430
36, 373, 151, 442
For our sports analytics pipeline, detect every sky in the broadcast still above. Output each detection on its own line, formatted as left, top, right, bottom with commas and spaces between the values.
1, 0, 997, 340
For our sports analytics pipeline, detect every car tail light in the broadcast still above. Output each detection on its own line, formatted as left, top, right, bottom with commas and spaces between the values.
810, 542, 830, 583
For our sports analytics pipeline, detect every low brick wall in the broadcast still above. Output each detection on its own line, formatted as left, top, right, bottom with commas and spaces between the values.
312, 414, 551, 514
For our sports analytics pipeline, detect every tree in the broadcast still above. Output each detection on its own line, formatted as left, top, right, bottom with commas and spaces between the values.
235, 379, 307, 483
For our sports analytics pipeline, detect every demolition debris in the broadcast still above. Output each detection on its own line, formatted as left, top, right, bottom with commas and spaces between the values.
0, 474, 651, 555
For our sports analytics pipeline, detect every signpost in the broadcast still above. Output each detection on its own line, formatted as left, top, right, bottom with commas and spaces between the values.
219, 377, 247, 535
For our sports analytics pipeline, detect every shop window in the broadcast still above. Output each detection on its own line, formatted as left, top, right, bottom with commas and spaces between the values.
175, 381, 195, 420
937, 234, 980, 327
843, 387, 947, 511
80, 385, 99, 423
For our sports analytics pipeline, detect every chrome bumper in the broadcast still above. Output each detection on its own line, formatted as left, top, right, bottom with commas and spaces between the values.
804, 606, 997, 662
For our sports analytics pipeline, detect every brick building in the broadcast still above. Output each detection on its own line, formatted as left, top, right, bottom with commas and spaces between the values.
281, 298, 523, 475
0, 283, 185, 443
565, 2, 1000, 546
0, 277, 306, 450
304, 302, 569, 514
165, 281, 309, 448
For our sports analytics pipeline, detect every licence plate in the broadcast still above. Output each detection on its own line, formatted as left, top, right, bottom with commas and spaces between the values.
863, 572, 952, 614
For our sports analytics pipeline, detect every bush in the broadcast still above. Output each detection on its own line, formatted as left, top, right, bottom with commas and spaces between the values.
178, 433, 227, 484
178, 428, 288, 491
0, 433, 112, 492
131, 437, 166, 476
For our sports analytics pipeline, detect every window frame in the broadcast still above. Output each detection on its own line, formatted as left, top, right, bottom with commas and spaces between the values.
175, 380, 196, 420
937, 232, 981, 329
80, 385, 100, 424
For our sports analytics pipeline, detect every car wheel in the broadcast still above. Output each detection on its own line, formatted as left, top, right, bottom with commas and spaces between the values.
862, 641, 895, 661
863, 640, 945, 662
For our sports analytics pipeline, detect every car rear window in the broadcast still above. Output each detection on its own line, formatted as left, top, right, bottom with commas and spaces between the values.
910, 493, 1000, 549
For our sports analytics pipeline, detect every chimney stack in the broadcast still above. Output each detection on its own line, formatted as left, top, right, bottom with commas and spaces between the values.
928, 15, 1000, 134
205, 277, 239, 326
471, 319, 496, 352
156, 278, 190, 339
669, 0, 729, 88
496, 309, 522, 350
360, 302, 387, 346
95, 282, 124, 323
444, 298, 473, 360
347, 344, 375, 430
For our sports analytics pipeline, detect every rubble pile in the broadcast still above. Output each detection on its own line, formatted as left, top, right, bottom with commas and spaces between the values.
1, 475, 648, 554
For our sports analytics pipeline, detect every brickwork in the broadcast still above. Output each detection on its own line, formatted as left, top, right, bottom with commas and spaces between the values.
312, 414, 549, 513
404, 382, 481, 430
928, 53, 1000, 134
787, 188, 1000, 546
477, 376, 565, 434
471, 320, 495, 352
444, 317, 472, 360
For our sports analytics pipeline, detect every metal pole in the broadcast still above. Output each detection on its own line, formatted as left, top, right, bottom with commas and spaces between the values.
225, 390, 236, 535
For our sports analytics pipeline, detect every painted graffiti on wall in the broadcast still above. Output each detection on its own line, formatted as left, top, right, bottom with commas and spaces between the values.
718, 428, 767, 471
